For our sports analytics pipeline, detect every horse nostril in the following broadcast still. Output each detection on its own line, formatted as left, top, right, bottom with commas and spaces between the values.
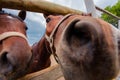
0, 51, 13, 76
0, 52, 8, 64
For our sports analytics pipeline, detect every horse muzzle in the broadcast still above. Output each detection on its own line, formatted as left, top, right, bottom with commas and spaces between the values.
61, 17, 102, 48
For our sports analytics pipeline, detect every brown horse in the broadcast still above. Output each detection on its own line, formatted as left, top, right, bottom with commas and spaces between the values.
27, 36, 51, 73
23, 14, 92, 74
44, 14, 120, 80
0, 10, 32, 80
27, 15, 68, 73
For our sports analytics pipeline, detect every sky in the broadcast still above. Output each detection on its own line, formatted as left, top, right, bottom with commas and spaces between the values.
3, 0, 118, 45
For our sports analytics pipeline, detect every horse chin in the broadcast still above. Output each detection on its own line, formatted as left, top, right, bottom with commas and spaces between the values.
0, 50, 32, 80
0, 67, 27, 80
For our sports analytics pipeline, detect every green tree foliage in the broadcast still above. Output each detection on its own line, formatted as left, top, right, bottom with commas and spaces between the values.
101, 0, 120, 27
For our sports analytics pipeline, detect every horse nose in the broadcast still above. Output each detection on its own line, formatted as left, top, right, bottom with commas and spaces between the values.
62, 19, 101, 46
59, 19, 103, 62
0, 51, 13, 75
1, 52, 9, 63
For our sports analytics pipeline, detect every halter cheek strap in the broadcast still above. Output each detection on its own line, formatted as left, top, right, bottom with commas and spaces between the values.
0, 32, 28, 42
45, 14, 74, 63
45, 14, 73, 44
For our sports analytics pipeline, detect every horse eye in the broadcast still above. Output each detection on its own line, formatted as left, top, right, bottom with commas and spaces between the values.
46, 17, 51, 23
25, 26, 28, 30
0, 40, 3, 45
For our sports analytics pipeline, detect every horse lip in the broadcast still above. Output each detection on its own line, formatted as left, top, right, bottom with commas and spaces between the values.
0, 61, 13, 78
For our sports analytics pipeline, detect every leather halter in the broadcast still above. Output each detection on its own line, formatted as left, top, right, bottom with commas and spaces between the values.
0, 32, 28, 55
0, 32, 28, 42
45, 14, 74, 63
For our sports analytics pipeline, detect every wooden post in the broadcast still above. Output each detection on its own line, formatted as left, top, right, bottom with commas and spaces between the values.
0, 0, 83, 15
84, 0, 97, 17
118, 20, 120, 29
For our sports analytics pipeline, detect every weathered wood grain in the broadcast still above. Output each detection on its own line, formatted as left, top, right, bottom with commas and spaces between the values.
0, 0, 82, 15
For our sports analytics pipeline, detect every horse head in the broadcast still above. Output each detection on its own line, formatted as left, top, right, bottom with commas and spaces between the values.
45, 14, 120, 80
0, 10, 32, 80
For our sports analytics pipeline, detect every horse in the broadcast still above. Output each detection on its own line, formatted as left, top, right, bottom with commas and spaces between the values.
21, 13, 92, 74
27, 36, 52, 73
27, 14, 72, 73
0, 10, 32, 80
44, 14, 120, 80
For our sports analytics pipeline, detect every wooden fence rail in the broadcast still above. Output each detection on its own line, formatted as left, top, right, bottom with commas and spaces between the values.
95, 6, 120, 20
1, 0, 119, 20
0, 0, 83, 15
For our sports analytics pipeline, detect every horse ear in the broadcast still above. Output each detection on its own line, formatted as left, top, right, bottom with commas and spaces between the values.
18, 10, 26, 20
43, 13, 49, 19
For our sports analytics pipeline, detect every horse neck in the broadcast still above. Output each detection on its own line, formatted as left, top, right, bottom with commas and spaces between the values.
28, 35, 51, 73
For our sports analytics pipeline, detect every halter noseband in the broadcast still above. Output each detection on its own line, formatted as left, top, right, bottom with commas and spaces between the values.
0, 11, 28, 42
45, 14, 74, 63
0, 32, 28, 42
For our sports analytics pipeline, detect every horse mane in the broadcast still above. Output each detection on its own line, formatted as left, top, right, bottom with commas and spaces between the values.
0, 10, 24, 22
